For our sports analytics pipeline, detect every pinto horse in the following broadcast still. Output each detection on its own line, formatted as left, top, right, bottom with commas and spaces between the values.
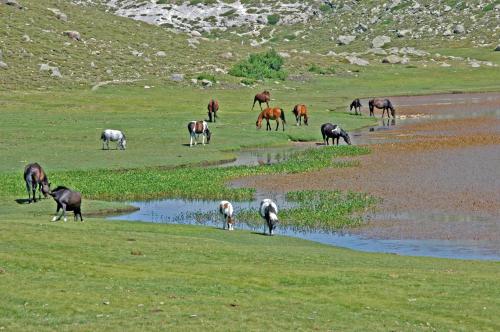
219, 200, 235, 231
256, 107, 286, 131
350, 98, 362, 115
260, 199, 279, 235
188, 120, 211, 147
207, 99, 219, 122
252, 90, 271, 110
321, 123, 352, 146
24, 163, 50, 203
368, 98, 396, 118
292, 104, 309, 126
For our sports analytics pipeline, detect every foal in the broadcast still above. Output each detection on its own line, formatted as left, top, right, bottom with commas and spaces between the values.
219, 200, 234, 231
350, 99, 362, 115
188, 120, 211, 146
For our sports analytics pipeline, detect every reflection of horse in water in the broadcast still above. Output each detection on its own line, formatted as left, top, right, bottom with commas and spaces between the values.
256, 107, 286, 131
369, 98, 396, 118
252, 90, 271, 110
292, 104, 309, 126
207, 99, 219, 122
321, 123, 352, 145
350, 98, 362, 115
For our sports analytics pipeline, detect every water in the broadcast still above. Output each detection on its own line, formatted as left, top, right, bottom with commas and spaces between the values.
109, 198, 500, 261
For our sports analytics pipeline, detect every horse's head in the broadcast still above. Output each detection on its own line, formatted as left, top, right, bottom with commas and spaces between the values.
41, 181, 51, 197
263, 90, 270, 96
342, 131, 352, 145
256, 119, 262, 129
120, 138, 127, 150
205, 128, 211, 143
390, 107, 396, 118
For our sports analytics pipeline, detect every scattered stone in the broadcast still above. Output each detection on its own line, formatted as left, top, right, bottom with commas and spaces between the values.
443, 29, 453, 37
39, 64, 51, 71
441, 63, 451, 67
201, 79, 213, 87
106, 69, 112, 74
63, 31, 81, 41
337, 35, 356, 45
0, 61, 8, 69
396, 29, 411, 38
345, 55, 369, 66
326, 51, 337, 56
1, 0, 22, 9
278, 52, 290, 58
47, 8, 67, 21
190, 78, 198, 84
453, 24, 465, 34
170, 73, 184, 82
22, 34, 31, 42
155, 51, 166, 57
220, 52, 232, 59
382, 55, 409, 64
50, 67, 62, 78
372, 35, 391, 48
443, 5, 452, 12
494, 45, 500, 52
367, 48, 387, 55
355, 23, 368, 33
469, 61, 480, 68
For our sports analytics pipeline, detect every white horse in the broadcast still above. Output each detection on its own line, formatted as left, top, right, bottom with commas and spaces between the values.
219, 200, 234, 230
260, 199, 279, 235
187, 121, 211, 147
101, 129, 126, 150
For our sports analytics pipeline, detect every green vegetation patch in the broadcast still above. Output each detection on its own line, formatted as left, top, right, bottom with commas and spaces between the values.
229, 49, 287, 80
267, 14, 280, 25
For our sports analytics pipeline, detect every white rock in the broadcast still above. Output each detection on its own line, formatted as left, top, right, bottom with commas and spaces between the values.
155, 51, 166, 57
0, 61, 8, 69
345, 56, 369, 66
170, 73, 184, 82
372, 35, 391, 48
337, 35, 356, 45
278, 52, 290, 58
51, 67, 62, 78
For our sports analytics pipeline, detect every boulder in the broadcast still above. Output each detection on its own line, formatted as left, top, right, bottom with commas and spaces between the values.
345, 55, 369, 66
63, 31, 81, 41
201, 79, 213, 87
190, 30, 202, 37
1, 0, 22, 9
0, 61, 8, 69
396, 29, 411, 38
155, 51, 166, 57
494, 45, 500, 52
47, 8, 67, 21
170, 73, 184, 82
278, 52, 290, 58
220, 52, 233, 59
337, 35, 356, 45
372, 35, 391, 48
22, 34, 31, 42
39, 63, 51, 71
50, 67, 62, 78
382, 55, 409, 64
453, 24, 465, 34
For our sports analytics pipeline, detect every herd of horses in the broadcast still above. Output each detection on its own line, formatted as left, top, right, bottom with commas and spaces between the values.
22, 90, 396, 233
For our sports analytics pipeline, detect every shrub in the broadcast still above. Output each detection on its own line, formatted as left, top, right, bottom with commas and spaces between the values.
308, 64, 335, 75
229, 49, 287, 80
267, 14, 280, 25
197, 73, 216, 82
240, 78, 256, 86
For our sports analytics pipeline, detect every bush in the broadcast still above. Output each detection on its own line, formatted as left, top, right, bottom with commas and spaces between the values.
240, 78, 256, 86
308, 64, 335, 75
229, 49, 287, 81
267, 14, 280, 25
197, 73, 216, 82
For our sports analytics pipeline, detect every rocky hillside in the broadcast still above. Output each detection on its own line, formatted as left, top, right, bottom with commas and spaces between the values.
1, 0, 499, 90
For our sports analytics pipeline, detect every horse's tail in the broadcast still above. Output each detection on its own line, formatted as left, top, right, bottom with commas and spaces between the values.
280, 108, 286, 123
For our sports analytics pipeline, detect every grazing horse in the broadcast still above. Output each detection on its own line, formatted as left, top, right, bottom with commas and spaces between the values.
256, 107, 286, 131
207, 99, 219, 123
321, 123, 352, 146
23, 163, 50, 203
350, 98, 362, 115
188, 120, 211, 147
252, 90, 271, 110
219, 200, 234, 231
101, 129, 127, 150
50, 186, 83, 222
368, 98, 396, 118
260, 199, 279, 235
292, 104, 309, 126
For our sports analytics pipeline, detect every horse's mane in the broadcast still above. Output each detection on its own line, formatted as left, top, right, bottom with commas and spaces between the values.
52, 185, 70, 191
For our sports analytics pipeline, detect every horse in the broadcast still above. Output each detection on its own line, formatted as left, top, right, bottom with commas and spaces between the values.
207, 99, 219, 123
252, 90, 271, 111
23, 163, 50, 203
101, 129, 126, 150
188, 120, 211, 147
368, 98, 396, 118
292, 104, 309, 126
49, 186, 83, 222
350, 98, 362, 115
321, 123, 352, 146
260, 199, 279, 235
256, 107, 286, 131
219, 200, 234, 231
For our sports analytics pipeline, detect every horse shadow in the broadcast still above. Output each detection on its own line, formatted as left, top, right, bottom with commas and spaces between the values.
251, 231, 270, 236
15, 198, 49, 204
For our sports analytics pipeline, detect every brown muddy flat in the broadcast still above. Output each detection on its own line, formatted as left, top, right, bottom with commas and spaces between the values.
235, 92, 500, 243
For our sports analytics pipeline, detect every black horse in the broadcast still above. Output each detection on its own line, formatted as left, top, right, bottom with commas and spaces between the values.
350, 98, 362, 115
321, 123, 352, 146
23, 163, 50, 203
368, 98, 396, 118
50, 186, 83, 222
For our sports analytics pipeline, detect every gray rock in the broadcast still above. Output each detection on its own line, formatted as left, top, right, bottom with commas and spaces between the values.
63, 31, 81, 41
469, 61, 480, 68
0, 61, 8, 69
345, 55, 369, 66
396, 29, 411, 38
155, 51, 166, 57
39, 63, 51, 71
1, 0, 22, 9
443, 29, 452, 36
220, 52, 233, 59
190, 30, 202, 37
170, 73, 184, 82
372, 35, 391, 48
382, 55, 409, 64
201, 79, 213, 87
494, 45, 500, 52
278, 52, 290, 58
47, 8, 67, 21
355, 23, 368, 33
190, 78, 198, 84
22, 34, 31, 42
444, 5, 452, 12
50, 67, 62, 78
367, 48, 387, 55
337, 35, 356, 45
453, 24, 465, 34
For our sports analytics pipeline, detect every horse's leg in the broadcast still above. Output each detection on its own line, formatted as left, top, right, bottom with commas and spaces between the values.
266, 119, 271, 131
259, 101, 263, 111
61, 203, 68, 222
266, 101, 270, 109
190, 134, 193, 147
296, 115, 299, 126
275, 119, 279, 131
282, 119, 285, 131
32, 181, 37, 203
202, 134, 205, 145
52, 203, 62, 221
38, 182, 42, 201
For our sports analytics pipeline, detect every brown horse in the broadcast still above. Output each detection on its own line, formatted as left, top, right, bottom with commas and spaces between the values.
24, 163, 51, 203
256, 107, 286, 131
292, 104, 309, 126
368, 98, 396, 118
252, 90, 271, 110
207, 99, 219, 122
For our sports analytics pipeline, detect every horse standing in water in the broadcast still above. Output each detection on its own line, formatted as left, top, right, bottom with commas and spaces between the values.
219, 200, 235, 231
207, 99, 219, 123
350, 98, 362, 115
260, 199, 279, 236
23, 163, 50, 203
101, 129, 127, 150
256, 107, 286, 131
292, 104, 309, 126
321, 123, 352, 146
368, 98, 396, 118
50, 186, 83, 222
188, 120, 211, 146
252, 90, 271, 110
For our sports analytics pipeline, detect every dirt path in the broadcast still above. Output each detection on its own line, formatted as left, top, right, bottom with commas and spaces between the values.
235, 92, 500, 242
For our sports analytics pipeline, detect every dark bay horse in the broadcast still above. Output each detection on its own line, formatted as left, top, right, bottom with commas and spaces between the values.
24, 163, 50, 203
368, 98, 396, 118
50, 186, 83, 222
321, 123, 352, 145
350, 98, 362, 115
292, 104, 309, 126
252, 90, 271, 110
256, 107, 286, 131
207, 99, 219, 122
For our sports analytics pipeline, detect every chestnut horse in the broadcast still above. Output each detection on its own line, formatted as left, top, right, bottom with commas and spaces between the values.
350, 98, 362, 115
207, 99, 219, 122
256, 107, 286, 131
252, 90, 271, 110
24, 163, 50, 203
368, 98, 396, 118
292, 104, 309, 126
